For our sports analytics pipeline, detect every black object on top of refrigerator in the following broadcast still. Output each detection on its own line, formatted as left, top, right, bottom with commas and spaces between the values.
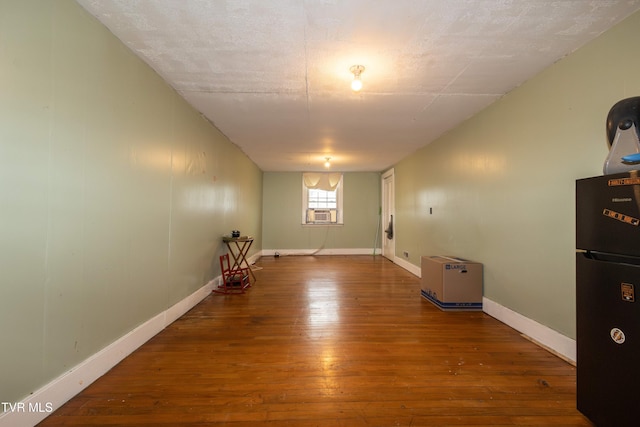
576, 172, 640, 427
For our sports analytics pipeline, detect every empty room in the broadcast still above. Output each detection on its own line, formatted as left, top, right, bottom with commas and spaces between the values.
2, 1, 640, 426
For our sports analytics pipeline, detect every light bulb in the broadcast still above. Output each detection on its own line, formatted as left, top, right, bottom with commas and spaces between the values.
351, 77, 363, 92
324, 158, 331, 168
349, 65, 365, 92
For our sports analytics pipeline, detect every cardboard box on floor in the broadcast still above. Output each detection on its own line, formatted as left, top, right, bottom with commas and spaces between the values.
421, 256, 483, 311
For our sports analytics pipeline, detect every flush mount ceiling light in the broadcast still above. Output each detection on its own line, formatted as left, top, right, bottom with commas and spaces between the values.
350, 65, 365, 92
324, 157, 332, 168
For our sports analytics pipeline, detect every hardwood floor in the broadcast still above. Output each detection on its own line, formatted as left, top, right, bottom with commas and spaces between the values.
38, 255, 591, 426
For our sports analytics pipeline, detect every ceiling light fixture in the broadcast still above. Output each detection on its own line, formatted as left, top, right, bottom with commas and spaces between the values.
350, 65, 365, 92
324, 157, 332, 168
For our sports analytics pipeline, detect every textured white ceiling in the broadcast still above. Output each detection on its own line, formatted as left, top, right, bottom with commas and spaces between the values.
76, 0, 640, 172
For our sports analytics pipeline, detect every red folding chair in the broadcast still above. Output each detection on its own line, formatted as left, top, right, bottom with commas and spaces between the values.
213, 253, 251, 294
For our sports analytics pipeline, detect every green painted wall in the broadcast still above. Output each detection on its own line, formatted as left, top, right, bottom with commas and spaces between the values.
262, 172, 381, 252
394, 10, 640, 339
0, 0, 262, 403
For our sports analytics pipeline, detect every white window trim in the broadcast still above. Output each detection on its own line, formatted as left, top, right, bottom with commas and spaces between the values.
302, 174, 344, 225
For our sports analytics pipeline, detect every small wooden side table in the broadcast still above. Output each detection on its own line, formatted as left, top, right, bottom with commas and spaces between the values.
222, 236, 256, 283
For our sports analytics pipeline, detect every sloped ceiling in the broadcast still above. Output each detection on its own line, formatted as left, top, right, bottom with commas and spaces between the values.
76, 0, 640, 172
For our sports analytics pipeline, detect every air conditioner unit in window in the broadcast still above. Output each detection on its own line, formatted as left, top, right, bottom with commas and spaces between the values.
307, 208, 334, 223
314, 210, 331, 222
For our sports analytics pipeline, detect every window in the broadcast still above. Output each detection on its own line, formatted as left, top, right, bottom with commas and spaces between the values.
302, 173, 343, 225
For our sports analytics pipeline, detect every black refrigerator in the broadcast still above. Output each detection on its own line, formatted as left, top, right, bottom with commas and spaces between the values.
576, 171, 640, 427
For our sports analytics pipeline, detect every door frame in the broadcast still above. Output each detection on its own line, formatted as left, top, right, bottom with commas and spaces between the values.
381, 168, 395, 261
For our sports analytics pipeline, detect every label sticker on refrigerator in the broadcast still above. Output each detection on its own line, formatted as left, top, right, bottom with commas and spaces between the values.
621, 283, 635, 302
608, 177, 640, 186
602, 208, 640, 226
610, 328, 626, 345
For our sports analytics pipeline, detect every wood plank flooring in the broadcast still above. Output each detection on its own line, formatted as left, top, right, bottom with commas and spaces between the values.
38, 255, 591, 426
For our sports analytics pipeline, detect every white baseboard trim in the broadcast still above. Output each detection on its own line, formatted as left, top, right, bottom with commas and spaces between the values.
262, 248, 381, 256
0, 280, 216, 427
482, 297, 576, 364
247, 252, 263, 265
392, 256, 421, 277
